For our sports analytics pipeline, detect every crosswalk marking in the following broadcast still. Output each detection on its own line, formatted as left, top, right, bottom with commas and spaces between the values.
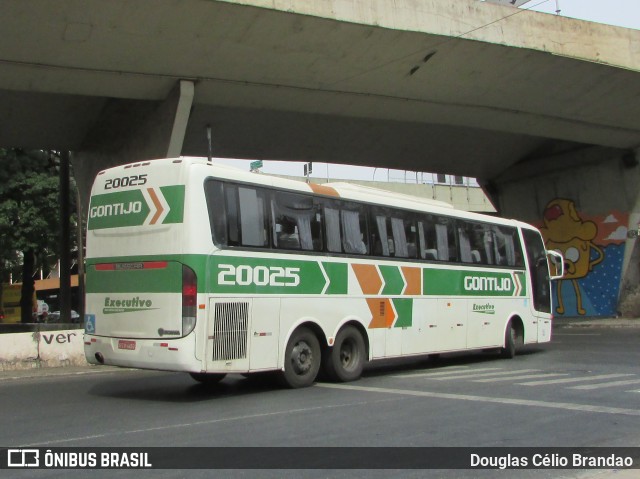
519, 373, 635, 386
318, 383, 640, 417
473, 373, 569, 383
570, 379, 640, 390
391, 367, 639, 393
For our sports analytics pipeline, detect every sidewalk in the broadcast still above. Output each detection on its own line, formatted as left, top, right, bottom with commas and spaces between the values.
553, 316, 640, 329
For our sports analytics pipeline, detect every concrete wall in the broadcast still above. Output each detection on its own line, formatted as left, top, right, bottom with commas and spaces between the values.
495, 146, 640, 318
0, 329, 86, 370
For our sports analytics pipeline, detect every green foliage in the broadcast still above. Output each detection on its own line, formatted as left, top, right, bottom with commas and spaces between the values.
0, 149, 76, 282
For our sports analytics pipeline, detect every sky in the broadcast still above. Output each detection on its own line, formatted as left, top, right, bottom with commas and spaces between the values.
210, 0, 640, 183
524, 0, 640, 31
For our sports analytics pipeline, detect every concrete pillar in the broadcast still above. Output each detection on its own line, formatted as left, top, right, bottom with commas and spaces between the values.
491, 146, 640, 318
71, 80, 194, 207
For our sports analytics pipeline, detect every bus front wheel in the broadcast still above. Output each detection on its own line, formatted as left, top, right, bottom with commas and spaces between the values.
323, 326, 366, 382
281, 327, 321, 388
501, 321, 517, 359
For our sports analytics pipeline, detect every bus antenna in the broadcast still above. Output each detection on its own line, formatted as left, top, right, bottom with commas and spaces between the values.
206, 124, 212, 162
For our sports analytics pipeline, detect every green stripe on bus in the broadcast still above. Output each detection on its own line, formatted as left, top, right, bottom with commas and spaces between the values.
380, 266, 404, 295
159, 185, 185, 224
87, 254, 528, 298
87, 185, 185, 230
392, 298, 413, 327
322, 262, 348, 295
209, 256, 326, 295
86, 261, 183, 293
423, 268, 525, 297
88, 190, 150, 230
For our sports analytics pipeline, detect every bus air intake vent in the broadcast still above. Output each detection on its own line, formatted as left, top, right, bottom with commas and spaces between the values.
212, 302, 249, 361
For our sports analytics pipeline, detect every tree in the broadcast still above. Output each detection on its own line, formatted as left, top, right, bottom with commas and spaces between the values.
0, 149, 75, 322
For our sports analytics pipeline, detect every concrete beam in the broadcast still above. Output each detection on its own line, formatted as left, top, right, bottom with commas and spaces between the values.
72, 80, 194, 205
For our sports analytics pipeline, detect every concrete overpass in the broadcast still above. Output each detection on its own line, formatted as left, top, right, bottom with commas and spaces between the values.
1, 0, 639, 317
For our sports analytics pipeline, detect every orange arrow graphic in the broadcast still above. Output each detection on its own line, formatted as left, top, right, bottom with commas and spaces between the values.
367, 298, 396, 328
401, 266, 421, 295
352, 264, 382, 295
147, 188, 165, 225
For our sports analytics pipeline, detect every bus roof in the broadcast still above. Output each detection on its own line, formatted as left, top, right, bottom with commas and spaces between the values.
99, 158, 527, 229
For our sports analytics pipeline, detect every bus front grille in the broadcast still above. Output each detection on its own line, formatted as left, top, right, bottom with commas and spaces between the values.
211, 302, 249, 361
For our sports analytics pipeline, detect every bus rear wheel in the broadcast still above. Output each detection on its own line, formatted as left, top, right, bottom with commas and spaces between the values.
281, 327, 321, 388
189, 372, 226, 384
323, 326, 365, 382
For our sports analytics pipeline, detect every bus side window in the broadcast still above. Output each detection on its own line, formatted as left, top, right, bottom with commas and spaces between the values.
372, 211, 390, 256
390, 216, 416, 258
438, 217, 458, 262
458, 223, 473, 263
238, 186, 269, 247
324, 206, 342, 253
458, 221, 493, 265
405, 217, 418, 259
341, 208, 368, 255
419, 216, 438, 261
225, 185, 240, 246
272, 191, 321, 251
493, 226, 524, 267
204, 180, 228, 246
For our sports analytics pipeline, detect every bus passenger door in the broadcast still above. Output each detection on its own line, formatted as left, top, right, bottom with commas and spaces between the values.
521, 230, 553, 342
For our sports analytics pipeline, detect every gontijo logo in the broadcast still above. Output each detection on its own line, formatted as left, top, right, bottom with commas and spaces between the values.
462, 272, 524, 296
464, 276, 512, 292
88, 185, 185, 230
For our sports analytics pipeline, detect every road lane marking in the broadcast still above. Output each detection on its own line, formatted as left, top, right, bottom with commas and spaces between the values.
553, 333, 601, 336
17, 396, 403, 447
570, 379, 640, 390
317, 383, 640, 417
392, 367, 499, 378
519, 373, 635, 386
432, 369, 541, 381
473, 373, 569, 383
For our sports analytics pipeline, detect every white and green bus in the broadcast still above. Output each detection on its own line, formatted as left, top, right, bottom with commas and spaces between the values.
84, 158, 563, 388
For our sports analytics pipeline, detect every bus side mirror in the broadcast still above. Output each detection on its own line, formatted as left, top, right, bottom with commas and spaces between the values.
547, 250, 565, 280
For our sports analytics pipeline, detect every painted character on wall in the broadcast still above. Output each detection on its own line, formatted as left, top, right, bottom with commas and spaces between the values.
539, 199, 604, 315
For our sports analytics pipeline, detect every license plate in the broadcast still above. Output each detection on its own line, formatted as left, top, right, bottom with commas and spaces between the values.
118, 340, 136, 350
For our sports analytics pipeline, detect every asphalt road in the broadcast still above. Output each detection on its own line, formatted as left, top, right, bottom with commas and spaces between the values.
1, 327, 639, 478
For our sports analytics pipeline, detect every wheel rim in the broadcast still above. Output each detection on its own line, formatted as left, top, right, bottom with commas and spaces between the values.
340, 338, 358, 371
291, 340, 313, 376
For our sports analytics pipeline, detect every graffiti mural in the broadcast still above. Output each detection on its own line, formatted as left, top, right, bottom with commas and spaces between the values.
539, 199, 628, 317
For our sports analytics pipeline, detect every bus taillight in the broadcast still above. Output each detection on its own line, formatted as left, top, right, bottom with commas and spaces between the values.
182, 265, 197, 336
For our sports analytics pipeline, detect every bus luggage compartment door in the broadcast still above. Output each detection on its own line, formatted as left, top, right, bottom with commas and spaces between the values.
206, 298, 279, 372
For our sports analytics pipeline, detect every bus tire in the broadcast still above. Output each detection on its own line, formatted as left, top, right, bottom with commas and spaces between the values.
189, 372, 226, 384
281, 327, 321, 388
501, 321, 517, 359
323, 325, 366, 382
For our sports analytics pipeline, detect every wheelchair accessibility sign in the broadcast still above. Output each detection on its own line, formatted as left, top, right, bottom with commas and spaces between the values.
84, 314, 96, 334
